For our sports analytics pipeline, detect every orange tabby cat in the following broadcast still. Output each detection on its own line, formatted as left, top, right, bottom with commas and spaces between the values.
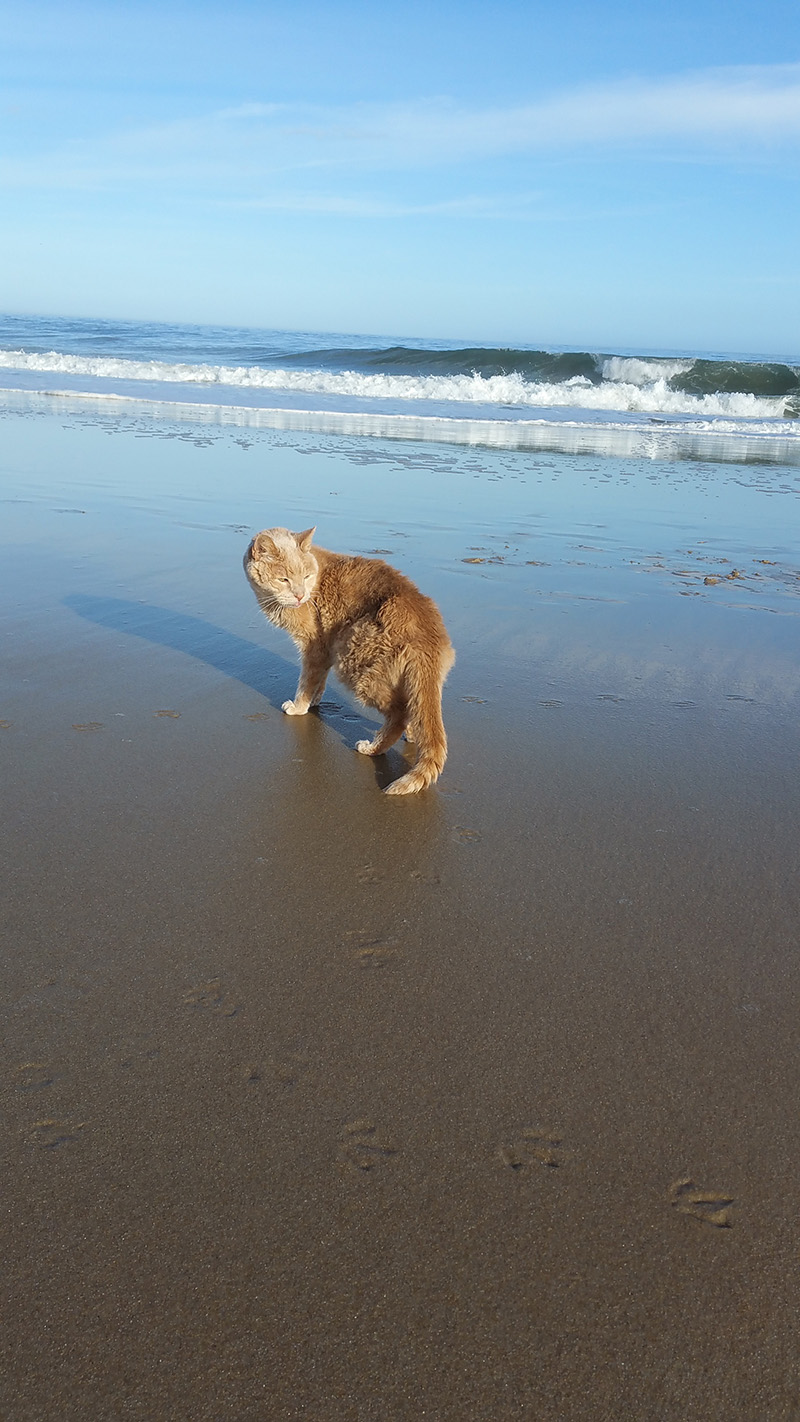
244, 526, 455, 794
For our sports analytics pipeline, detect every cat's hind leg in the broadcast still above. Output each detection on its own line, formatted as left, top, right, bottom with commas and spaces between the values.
356, 700, 406, 756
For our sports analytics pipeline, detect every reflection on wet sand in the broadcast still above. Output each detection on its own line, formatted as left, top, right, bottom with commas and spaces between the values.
3, 382, 800, 466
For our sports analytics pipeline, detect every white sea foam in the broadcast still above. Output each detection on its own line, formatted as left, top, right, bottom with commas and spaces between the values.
0, 347, 792, 421
600, 356, 694, 386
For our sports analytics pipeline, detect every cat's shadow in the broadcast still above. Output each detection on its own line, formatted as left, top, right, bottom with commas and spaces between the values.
66, 593, 293, 703
64, 593, 409, 782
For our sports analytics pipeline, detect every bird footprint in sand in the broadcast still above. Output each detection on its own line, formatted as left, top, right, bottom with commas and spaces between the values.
668, 1177, 734, 1228
339, 1120, 397, 1171
500, 1129, 566, 1170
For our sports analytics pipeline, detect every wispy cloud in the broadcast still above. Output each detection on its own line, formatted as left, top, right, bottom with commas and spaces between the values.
410, 65, 800, 154
3, 64, 799, 200
212, 64, 800, 161
225, 192, 549, 218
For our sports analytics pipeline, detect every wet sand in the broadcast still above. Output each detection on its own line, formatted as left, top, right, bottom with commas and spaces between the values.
2, 394, 800, 1419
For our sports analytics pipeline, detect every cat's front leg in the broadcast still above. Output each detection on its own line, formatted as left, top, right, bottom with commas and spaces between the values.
282, 684, 315, 715
283, 646, 330, 715
309, 669, 329, 706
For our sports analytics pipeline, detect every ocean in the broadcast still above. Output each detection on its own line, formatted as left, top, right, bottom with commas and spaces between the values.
1, 312, 798, 465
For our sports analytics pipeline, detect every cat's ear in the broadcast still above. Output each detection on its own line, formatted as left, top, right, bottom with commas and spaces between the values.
252, 530, 279, 559
294, 527, 316, 552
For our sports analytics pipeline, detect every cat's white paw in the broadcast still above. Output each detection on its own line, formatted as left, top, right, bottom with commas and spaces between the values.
356, 739, 375, 755
282, 699, 304, 715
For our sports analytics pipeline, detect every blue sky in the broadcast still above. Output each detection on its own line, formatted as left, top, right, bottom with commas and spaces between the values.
1, 0, 799, 353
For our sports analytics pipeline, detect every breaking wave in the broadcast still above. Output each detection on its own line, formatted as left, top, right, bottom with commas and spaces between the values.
1, 345, 798, 420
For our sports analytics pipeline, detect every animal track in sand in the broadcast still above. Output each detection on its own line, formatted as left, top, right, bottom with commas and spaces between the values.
119, 1048, 160, 1070
339, 1120, 397, 1171
243, 1050, 314, 1090
72, 722, 104, 732
25, 1118, 85, 1149
14, 1062, 54, 1092
269, 1053, 313, 1088
409, 869, 441, 884
453, 825, 481, 843
355, 865, 382, 884
243, 711, 270, 721
460, 696, 488, 704
182, 979, 240, 1018
353, 944, 399, 969
343, 929, 400, 968
118, 1030, 161, 1070
668, 1177, 734, 1228
500, 1129, 566, 1171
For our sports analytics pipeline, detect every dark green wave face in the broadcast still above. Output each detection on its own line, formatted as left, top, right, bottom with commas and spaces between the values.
669, 359, 800, 399
269, 346, 604, 382
367, 347, 604, 384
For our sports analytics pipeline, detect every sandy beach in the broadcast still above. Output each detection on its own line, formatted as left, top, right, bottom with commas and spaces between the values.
2, 390, 800, 1419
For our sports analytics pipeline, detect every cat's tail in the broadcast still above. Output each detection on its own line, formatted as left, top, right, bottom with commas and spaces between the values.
385, 645, 455, 796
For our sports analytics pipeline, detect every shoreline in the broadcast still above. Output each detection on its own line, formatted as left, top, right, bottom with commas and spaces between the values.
1, 381, 799, 466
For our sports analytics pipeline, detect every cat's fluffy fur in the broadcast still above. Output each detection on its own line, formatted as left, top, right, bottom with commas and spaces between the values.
244, 526, 455, 795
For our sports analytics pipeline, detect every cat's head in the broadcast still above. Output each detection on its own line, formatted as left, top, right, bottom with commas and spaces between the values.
244, 526, 318, 607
